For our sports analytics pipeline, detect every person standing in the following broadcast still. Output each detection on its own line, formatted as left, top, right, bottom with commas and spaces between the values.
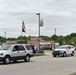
31, 45, 35, 54
34, 45, 39, 54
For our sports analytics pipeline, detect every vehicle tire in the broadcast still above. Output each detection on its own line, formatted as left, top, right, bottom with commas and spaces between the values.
63, 52, 66, 57
53, 54, 56, 57
3, 56, 10, 64
71, 51, 75, 56
24, 55, 30, 62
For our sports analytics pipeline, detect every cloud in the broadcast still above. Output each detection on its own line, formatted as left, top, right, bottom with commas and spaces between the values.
0, 0, 76, 37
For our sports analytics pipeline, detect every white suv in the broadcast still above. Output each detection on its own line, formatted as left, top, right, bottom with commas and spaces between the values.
0, 44, 34, 64
52, 45, 75, 57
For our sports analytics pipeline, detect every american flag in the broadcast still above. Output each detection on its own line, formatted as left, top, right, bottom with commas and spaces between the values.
22, 21, 26, 32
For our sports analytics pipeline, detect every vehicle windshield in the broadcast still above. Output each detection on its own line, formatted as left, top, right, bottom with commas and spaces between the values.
57, 46, 66, 49
1, 45, 12, 50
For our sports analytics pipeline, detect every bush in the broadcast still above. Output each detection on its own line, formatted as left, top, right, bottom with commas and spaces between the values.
38, 50, 44, 53
34, 50, 45, 56
34, 53, 45, 56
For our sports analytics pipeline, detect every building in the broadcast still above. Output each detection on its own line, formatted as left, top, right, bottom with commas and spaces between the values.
6, 40, 25, 44
27, 37, 43, 46
27, 37, 55, 49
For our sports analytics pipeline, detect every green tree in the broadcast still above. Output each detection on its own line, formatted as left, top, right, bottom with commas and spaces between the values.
51, 35, 58, 42
40, 36, 50, 41
70, 37, 76, 45
17, 36, 28, 43
57, 35, 65, 45
0, 36, 6, 42
70, 33, 76, 38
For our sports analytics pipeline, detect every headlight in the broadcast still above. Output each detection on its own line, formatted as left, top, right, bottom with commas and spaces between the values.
0, 53, 3, 55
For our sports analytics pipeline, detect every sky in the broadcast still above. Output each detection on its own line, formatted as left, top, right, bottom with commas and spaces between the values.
0, 0, 76, 38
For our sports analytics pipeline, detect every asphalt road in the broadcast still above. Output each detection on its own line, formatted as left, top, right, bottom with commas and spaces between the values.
0, 52, 76, 75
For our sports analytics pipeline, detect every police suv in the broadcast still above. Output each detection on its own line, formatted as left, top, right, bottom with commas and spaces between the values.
52, 45, 75, 57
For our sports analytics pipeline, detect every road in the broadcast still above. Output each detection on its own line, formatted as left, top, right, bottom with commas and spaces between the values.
0, 51, 76, 75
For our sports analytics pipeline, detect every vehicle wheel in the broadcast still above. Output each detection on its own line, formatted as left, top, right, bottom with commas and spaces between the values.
3, 56, 10, 64
24, 55, 30, 62
53, 54, 56, 57
63, 52, 66, 57
71, 51, 75, 56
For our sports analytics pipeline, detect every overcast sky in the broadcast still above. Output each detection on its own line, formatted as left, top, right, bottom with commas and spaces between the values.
0, 0, 76, 38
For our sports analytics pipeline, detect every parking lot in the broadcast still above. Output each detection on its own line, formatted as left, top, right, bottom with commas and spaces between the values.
0, 51, 76, 75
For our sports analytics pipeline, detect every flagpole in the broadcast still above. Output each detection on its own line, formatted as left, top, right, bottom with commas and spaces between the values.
21, 21, 23, 37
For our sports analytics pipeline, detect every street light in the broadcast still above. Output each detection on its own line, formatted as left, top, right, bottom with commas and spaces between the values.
4, 31, 6, 42
36, 13, 40, 50
55, 28, 56, 35
36, 13, 40, 37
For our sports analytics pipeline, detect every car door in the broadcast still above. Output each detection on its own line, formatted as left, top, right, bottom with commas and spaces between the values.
11, 45, 26, 58
11, 45, 20, 58
25, 45, 33, 55
17, 45, 26, 57
67, 46, 72, 54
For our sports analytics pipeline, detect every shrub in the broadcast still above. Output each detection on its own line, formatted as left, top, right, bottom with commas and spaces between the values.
38, 50, 44, 53
34, 53, 45, 56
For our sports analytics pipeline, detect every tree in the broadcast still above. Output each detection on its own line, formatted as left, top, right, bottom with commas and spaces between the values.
40, 36, 50, 41
51, 35, 58, 42
0, 36, 6, 42
17, 36, 28, 43
70, 37, 76, 45
57, 35, 65, 45
70, 33, 76, 38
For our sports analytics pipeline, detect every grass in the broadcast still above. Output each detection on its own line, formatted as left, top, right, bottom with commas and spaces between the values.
70, 73, 76, 75
34, 53, 46, 56
34, 49, 51, 56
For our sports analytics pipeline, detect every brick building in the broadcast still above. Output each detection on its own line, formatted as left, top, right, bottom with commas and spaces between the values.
27, 37, 55, 46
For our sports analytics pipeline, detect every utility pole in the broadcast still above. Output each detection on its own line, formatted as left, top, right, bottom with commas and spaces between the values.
36, 13, 40, 50
55, 28, 56, 35
4, 31, 6, 42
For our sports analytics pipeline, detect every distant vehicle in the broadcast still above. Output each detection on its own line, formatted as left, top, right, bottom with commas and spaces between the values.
52, 45, 75, 57
54, 43, 59, 49
40, 42, 51, 50
0, 42, 4, 49
0, 44, 34, 64
74, 46, 76, 50
0, 45, 2, 49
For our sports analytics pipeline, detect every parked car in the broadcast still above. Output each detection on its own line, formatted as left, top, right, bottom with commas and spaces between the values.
40, 42, 51, 50
0, 44, 34, 64
52, 45, 75, 57
0, 42, 5, 49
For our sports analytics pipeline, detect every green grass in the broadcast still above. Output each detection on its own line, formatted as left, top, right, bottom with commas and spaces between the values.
71, 73, 76, 75
34, 53, 45, 56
